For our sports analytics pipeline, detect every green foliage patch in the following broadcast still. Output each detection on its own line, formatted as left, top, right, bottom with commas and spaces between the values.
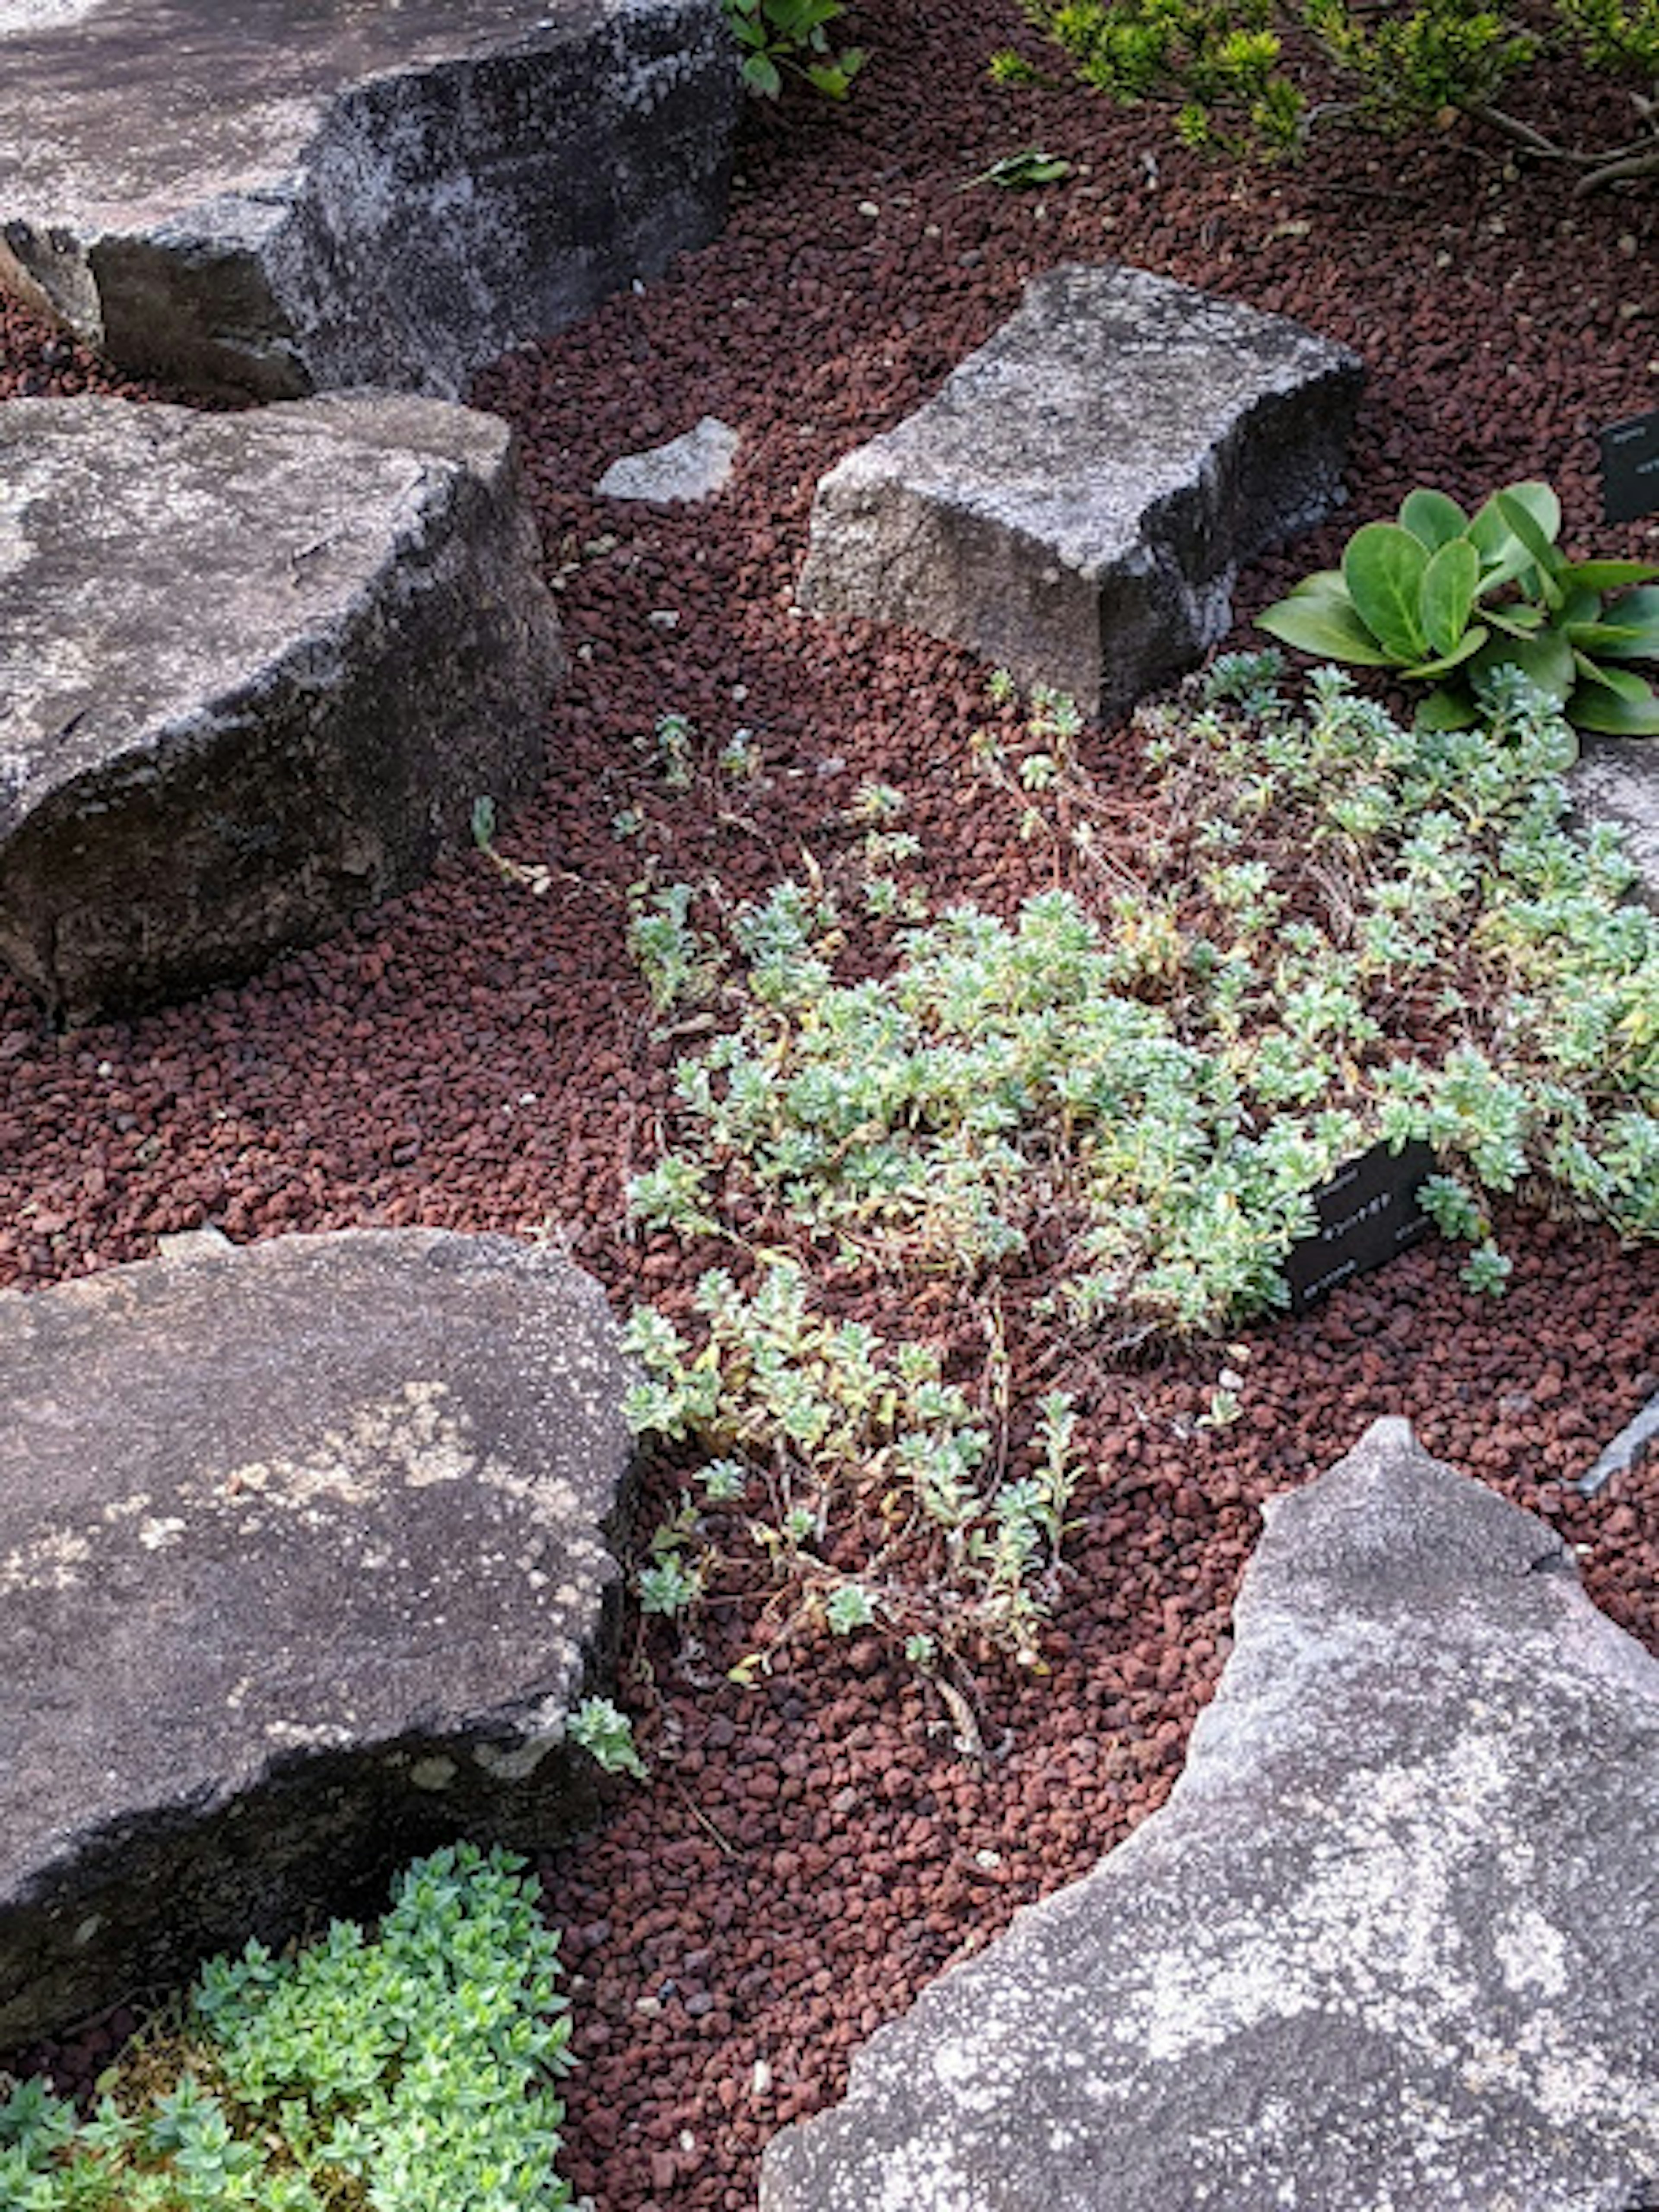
722, 0, 866, 99
0, 1846, 574, 2212
1258, 481, 1659, 738
620, 662, 1657, 1673
998, 0, 1659, 189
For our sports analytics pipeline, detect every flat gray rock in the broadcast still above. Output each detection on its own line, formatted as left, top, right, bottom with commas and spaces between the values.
596, 413, 740, 502
0, 392, 562, 1025
796, 262, 1363, 723
0, 0, 737, 399
762, 1419, 1659, 2212
0, 1228, 635, 2050
1571, 734, 1659, 910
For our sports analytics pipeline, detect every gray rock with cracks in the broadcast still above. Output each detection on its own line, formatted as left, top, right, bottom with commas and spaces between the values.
796, 262, 1363, 724
0, 1228, 636, 2051
761, 1417, 1659, 2212
0, 0, 739, 400
0, 391, 563, 1026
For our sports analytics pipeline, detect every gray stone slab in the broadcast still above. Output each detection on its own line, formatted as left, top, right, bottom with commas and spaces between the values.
1571, 734, 1659, 911
0, 391, 563, 1025
761, 1418, 1659, 2212
0, 1228, 635, 2050
796, 262, 1363, 724
596, 413, 740, 502
0, 0, 738, 400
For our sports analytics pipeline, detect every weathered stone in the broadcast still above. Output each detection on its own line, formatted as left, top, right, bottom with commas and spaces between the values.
1581, 1383, 1659, 1497
0, 391, 562, 1026
796, 263, 1363, 723
0, 0, 739, 400
1571, 734, 1659, 910
762, 1419, 1659, 2212
0, 1228, 635, 2050
596, 414, 740, 502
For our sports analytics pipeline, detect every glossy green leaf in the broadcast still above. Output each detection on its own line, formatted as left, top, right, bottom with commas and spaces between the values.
1484, 603, 1546, 636
1487, 480, 1561, 547
1341, 522, 1429, 661
1559, 558, 1659, 592
1583, 586, 1659, 660
1281, 568, 1349, 604
1398, 488, 1469, 550
741, 48, 783, 92
1255, 590, 1396, 665
1497, 489, 1568, 598
1401, 623, 1489, 680
1571, 676, 1659, 735
1419, 537, 1481, 657
1573, 652, 1653, 702
1469, 481, 1560, 591
1414, 685, 1479, 731
1567, 618, 1655, 655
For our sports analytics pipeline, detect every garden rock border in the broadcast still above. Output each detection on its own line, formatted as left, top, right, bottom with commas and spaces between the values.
761, 1417, 1659, 2212
0, 0, 740, 400
0, 390, 563, 1027
0, 1227, 635, 2050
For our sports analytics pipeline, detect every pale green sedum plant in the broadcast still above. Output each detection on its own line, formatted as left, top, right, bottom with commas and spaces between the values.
0, 1845, 574, 2212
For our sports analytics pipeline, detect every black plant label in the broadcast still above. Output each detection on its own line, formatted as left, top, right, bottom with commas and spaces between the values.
1600, 406, 1659, 526
1284, 1139, 1436, 1315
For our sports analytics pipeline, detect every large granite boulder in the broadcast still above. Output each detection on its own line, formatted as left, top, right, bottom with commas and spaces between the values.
0, 1228, 635, 2051
0, 0, 739, 400
762, 1419, 1659, 2212
0, 392, 562, 1026
796, 263, 1363, 724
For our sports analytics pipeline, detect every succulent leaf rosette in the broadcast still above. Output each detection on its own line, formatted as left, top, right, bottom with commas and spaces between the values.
1257, 481, 1659, 740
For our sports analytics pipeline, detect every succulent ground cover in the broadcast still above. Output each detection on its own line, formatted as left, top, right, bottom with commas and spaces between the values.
1, 2, 1657, 2207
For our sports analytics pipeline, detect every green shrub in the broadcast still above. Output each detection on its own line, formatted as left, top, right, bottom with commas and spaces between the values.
998, 0, 1659, 190
0, 1845, 574, 2212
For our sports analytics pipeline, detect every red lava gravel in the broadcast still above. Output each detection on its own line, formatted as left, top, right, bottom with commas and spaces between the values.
3, 3, 1658, 2205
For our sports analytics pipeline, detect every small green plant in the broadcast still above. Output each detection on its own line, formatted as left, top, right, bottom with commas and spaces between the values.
1257, 481, 1659, 739
642, 711, 695, 793
622, 1263, 1082, 1670
470, 796, 552, 896
964, 147, 1075, 188
1003, 0, 1659, 189
626, 881, 724, 1014
0, 1845, 574, 2212
722, 0, 867, 98
567, 1695, 648, 1779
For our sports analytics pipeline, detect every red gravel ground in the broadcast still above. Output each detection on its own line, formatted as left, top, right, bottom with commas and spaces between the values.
2, 3, 1658, 2205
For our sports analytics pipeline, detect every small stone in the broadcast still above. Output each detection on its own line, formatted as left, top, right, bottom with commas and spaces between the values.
596, 416, 741, 504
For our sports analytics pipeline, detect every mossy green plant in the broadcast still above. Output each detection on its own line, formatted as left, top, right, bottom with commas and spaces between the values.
0, 1845, 574, 2212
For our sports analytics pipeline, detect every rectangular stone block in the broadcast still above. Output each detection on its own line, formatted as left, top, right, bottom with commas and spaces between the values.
797, 262, 1364, 723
